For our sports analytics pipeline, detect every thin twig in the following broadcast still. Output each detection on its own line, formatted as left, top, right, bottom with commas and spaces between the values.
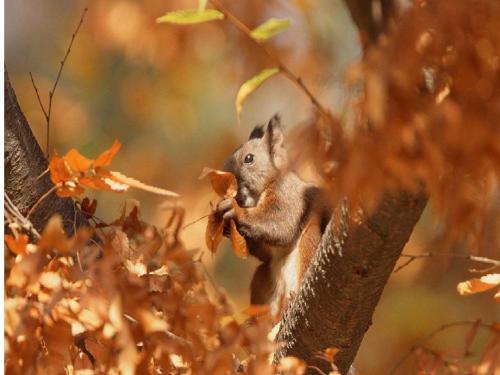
208, 0, 338, 131
29, 72, 48, 120
182, 213, 210, 230
395, 251, 500, 273
308, 365, 329, 375
4, 193, 41, 239
26, 185, 60, 219
387, 320, 492, 375
29, 7, 88, 158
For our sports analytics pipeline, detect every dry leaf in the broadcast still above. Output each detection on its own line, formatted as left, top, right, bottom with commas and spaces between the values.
94, 139, 121, 167
199, 168, 237, 198
63, 149, 93, 173
5, 234, 28, 256
109, 170, 179, 197
278, 356, 306, 375
242, 304, 270, 317
49, 154, 72, 185
38, 216, 69, 254
323, 347, 340, 363
457, 274, 500, 296
229, 220, 248, 258
205, 212, 224, 253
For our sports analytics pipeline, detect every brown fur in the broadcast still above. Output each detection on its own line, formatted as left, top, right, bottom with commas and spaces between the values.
217, 114, 331, 319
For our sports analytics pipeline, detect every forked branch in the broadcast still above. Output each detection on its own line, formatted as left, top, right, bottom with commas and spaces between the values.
29, 7, 88, 158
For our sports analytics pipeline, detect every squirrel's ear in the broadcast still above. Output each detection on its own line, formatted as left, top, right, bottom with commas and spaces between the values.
266, 114, 288, 169
249, 124, 265, 140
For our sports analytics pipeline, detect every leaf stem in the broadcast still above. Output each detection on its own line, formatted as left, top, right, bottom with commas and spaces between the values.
208, 0, 338, 130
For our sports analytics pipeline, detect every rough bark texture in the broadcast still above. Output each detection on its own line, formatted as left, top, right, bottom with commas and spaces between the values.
275, 193, 427, 373
4, 68, 86, 233
275, 1, 428, 374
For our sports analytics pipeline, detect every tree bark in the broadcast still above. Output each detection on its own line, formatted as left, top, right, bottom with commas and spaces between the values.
275, 2, 428, 374
4, 68, 87, 233
275, 193, 427, 373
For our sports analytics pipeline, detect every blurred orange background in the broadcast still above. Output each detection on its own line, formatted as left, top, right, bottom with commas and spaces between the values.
5, 1, 498, 373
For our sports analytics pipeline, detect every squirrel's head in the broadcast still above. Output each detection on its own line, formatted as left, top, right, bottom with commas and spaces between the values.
224, 114, 288, 208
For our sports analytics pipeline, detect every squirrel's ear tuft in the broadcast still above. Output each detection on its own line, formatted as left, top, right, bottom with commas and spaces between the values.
266, 113, 288, 169
249, 124, 265, 140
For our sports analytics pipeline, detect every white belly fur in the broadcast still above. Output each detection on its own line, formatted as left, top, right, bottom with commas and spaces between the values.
269, 241, 300, 317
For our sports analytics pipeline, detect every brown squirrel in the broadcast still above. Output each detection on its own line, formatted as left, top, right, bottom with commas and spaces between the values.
217, 114, 332, 318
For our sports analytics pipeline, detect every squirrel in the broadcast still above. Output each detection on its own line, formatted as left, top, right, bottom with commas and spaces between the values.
216, 114, 332, 319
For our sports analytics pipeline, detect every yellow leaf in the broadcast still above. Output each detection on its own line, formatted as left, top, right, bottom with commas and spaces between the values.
250, 17, 291, 41
236, 68, 280, 117
457, 273, 500, 296
156, 9, 224, 25
108, 170, 179, 197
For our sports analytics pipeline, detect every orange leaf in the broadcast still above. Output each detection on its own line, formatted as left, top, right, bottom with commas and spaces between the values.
63, 149, 94, 173
205, 212, 224, 253
199, 168, 237, 198
457, 273, 500, 296
79, 176, 117, 192
5, 234, 28, 256
55, 183, 85, 197
229, 220, 248, 258
95, 139, 121, 168
323, 347, 340, 363
49, 155, 72, 184
242, 304, 270, 317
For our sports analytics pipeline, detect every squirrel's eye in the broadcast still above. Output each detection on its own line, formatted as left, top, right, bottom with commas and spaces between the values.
244, 153, 254, 164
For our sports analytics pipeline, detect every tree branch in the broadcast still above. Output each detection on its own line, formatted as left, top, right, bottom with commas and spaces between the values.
273, 2, 432, 373
4, 67, 88, 233
275, 192, 427, 374
29, 7, 88, 158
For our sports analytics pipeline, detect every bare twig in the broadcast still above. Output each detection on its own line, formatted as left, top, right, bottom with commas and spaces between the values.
26, 184, 60, 219
395, 251, 500, 273
4, 193, 41, 239
208, 0, 339, 133
29, 7, 88, 158
388, 320, 493, 375
182, 213, 210, 230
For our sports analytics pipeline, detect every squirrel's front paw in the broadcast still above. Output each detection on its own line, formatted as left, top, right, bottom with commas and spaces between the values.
216, 198, 236, 221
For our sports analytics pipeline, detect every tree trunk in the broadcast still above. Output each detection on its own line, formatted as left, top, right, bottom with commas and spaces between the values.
275, 2, 428, 374
4, 67, 87, 233
275, 193, 427, 373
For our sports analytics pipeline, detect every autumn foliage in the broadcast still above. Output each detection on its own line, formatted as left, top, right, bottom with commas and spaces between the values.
5, 0, 500, 374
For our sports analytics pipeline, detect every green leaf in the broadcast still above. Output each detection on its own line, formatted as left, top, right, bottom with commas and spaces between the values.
198, 0, 208, 12
250, 18, 290, 41
156, 9, 224, 25
236, 68, 280, 117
